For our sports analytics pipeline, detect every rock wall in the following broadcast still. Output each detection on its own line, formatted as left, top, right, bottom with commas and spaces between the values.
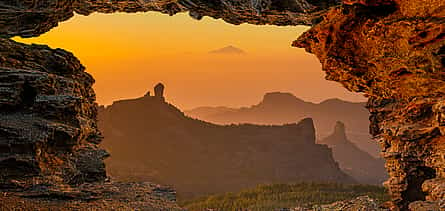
0, 38, 107, 190
0, 36, 181, 211
293, 0, 444, 209
0, 0, 339, 38
0, 0, 443, 210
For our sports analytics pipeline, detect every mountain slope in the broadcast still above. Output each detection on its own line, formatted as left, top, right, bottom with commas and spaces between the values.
319, 122, 387, 185
98, 90, 355, 199
185, 92, 379, 157
209, 45, 246, 54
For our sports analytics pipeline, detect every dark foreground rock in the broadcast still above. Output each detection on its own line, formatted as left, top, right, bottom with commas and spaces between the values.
0, 0, 444, 210
0, 181, 181, 211
310, 195, 444, 211
0, 37, 106, 190
0, 0, 340, 38
312, 196, 387, 211
0, 37, 182, 210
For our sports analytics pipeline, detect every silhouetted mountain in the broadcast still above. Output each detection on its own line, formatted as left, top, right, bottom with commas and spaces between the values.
98, 87, 355, 199
209, 45, 246, 54
319, 122, 387, 185
185, 92, 379, 157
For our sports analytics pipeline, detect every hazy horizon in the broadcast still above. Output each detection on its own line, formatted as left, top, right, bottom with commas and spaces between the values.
15, 12, 366, 109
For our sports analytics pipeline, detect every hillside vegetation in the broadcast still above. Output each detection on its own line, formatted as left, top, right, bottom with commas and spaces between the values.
181, 182, 389, 211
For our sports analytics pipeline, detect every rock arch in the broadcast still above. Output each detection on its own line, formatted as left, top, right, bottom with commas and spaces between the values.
0, 0, 443, 210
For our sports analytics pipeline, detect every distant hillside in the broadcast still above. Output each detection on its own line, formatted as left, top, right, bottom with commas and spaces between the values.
319, 122, 388, 185
181, 182, 389, 211
185, 92, 379, 157
98, 88, 355, 199
209, 45, 246, 54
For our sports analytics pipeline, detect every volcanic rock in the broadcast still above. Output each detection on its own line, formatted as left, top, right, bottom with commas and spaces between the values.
0, 182, 181, 210
0, 0, 340, 38
293, 0, 445, 209
0, 0, 443, 210
0, 37, 181, 210
0, 37, 106, 189
154, 82, 165, 101
313, 196, 388, 211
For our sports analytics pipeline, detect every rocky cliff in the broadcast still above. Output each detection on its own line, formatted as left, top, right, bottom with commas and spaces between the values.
293, 0, 445, 209
0, 0, 443, 210
0, 0, 339, 38
0, 37, 106, 189
99, 88, 354, 199
0, 37, 181, 210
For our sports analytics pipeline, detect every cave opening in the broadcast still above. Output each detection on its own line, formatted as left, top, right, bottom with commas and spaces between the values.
1, 0, 444, 210
401, 166, 436, 204
10, 6, 386, 205
20, 82, 37, 108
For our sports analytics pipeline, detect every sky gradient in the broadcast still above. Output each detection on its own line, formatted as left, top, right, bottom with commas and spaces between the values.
15, 12, 366, 109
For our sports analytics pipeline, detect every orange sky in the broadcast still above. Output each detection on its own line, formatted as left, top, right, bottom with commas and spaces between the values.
15, 12, 366, 109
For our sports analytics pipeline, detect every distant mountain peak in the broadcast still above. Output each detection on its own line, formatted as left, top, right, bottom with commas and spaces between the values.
323, 121, 349, 145
209, 45, 246, 55
320, 98, 366, 106
334, 121, 347, 138
260, 92, 304, 106
320, 121, 388, 184
264, 92, 296, 98
143, 82, 166, 101
297, 118, 316, 142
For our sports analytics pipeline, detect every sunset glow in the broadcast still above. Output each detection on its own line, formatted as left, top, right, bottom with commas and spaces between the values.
15, 12, 365, 109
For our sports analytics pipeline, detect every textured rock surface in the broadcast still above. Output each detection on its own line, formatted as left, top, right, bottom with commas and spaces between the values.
294, 0, 445, 209
0, 0, 444, 210
0, 182, 181, 210
0, 38, 182, 210
0, 0, 340, 38
312, 196, 387, 211
0, 37, 106, 190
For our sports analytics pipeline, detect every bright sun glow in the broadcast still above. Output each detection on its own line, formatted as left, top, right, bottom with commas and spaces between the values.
15, 12, 365, 109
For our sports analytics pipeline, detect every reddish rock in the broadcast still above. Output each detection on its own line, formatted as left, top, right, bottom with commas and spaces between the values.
343, 0, 395, 7
294, 0, 444, 209
0, 0, 340, 38
0, 0, 444, 210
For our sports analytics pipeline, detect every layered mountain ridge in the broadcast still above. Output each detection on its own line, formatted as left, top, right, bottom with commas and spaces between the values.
186, 92, 379, 157
0, 0, 443, 210
99, 88, 355, 199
